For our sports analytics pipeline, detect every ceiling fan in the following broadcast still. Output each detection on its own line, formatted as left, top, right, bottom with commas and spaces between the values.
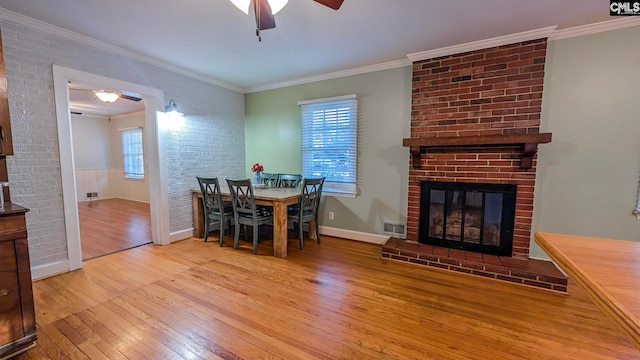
68, 83, 144, 117
232, 0, 344, 41
69, 87, 142, 103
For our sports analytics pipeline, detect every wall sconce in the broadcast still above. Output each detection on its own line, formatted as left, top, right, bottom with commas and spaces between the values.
164, 99, 183, 116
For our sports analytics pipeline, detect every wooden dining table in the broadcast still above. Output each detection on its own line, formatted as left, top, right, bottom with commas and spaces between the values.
535, 232, 640, 350
192, 185, 315, 258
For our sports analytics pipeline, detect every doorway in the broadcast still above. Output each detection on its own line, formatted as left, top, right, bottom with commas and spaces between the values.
69, 85, 152, 260
53, 65, 170, 273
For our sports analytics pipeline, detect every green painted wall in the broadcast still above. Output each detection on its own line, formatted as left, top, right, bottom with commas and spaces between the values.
245, 25, 640, 250
245, 67, 412, 234
530, 25, 640, 258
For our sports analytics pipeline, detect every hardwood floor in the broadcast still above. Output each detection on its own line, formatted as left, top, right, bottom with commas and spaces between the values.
18, 235, 640, 359
78, 199, 151, 260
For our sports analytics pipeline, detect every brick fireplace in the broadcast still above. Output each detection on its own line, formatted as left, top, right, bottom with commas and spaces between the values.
382, 38, 567, 292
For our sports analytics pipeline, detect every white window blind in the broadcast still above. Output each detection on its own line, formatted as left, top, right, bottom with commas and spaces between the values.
299, 95, 357, 195
121, 128, 145, 179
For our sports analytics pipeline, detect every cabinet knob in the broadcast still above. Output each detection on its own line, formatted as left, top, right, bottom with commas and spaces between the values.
0, 289, 8, 296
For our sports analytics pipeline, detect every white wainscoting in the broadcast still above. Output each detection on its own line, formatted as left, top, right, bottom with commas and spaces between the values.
75, 168, 149, 203
75, 168, 112, 201
109, 168, 149, 203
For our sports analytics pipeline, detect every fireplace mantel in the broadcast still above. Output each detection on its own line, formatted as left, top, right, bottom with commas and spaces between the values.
403, 133, 552, 170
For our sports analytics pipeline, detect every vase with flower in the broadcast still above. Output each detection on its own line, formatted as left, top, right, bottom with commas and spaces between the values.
251, 162, 264, 184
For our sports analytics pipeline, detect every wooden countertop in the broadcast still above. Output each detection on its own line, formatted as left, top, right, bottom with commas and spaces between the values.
534, 232, 640, 350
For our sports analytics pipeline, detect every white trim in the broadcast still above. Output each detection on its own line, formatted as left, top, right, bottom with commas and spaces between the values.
0, 7, 243, 93
407, 26, 557, 63
31, 260, 70, 280
170, 228, 195, 243
247, 59, 411, 93
323, 189, 357, 199
319, 226, 389, 245
53, 65, 171, 272
297, 94, 356, 106
549, 17, 640, 41
117, 126, 144, 131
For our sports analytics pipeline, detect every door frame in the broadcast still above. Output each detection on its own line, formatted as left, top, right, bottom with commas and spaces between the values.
53, 65, 170, 271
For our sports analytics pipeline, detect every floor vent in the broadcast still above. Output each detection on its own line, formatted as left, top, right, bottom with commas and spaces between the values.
383, 221, 406, 237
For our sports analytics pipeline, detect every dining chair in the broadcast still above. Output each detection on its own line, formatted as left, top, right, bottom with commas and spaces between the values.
288, 177, 324, 250
277, 174, 302, 188
261, 172, 279, 187
226, 178, 274, 255
196, 176, 234, 246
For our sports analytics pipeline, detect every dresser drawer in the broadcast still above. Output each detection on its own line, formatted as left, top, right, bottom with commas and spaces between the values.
0, 213, 25, 235
0, 241, 24, 344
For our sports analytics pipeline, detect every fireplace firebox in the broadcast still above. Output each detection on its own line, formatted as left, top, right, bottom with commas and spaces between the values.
419, 181, 517, 257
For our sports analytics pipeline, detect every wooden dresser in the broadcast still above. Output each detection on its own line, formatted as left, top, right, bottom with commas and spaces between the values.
0, 205, 35, 358
0, 26, 37, 358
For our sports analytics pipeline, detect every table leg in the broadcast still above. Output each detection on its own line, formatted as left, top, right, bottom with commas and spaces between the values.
308, 219, 317, 241
192, 193, 204, 238
272, 201, 288, 258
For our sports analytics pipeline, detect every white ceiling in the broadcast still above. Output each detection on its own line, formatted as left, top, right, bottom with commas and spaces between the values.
0, 0, 616, 95
68, 84, 145, 117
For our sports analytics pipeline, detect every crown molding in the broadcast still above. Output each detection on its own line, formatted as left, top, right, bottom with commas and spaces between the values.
407, 26, 557, 63
549, 17, 640, 40
245, 58, 411, 93
0, 7, 244, 93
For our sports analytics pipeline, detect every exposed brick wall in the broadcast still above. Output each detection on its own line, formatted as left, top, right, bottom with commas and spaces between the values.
0, 20, 245, 267
407, 39, 547, 259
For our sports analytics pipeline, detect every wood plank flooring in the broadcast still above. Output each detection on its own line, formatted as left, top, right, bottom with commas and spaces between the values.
18, 235, 640, 359
78, 199, 151, 260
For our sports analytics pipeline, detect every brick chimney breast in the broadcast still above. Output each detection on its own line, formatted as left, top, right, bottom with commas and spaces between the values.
406, 38, 548, 259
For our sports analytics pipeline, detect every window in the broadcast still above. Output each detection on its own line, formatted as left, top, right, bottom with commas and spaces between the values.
121, 128, 145, 179
298, 94, 357, 196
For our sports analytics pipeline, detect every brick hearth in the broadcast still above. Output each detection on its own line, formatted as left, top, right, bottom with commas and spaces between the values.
382, 237, 567, 293
396, 38, 562, 289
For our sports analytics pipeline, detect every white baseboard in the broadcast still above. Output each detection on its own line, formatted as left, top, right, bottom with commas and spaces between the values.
319, 226, 389, 245
31, 260, 70, 280
170, 228, 194, 243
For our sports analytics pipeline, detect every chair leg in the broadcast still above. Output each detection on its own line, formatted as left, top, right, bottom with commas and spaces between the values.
298, 221, 304, 250
252, 225, 259, 255
315, 219, 320, 244
219, 217, 225, 247
203, 216, 209, 242
233, 220, 240, 249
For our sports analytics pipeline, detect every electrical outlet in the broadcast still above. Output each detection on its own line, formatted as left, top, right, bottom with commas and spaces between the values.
86, 192, 92, 198
92, 192, 98, 197
329, 211, 334, 220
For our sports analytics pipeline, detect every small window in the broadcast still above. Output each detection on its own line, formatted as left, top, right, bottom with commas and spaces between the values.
122, 128, 144, 179
299, 94, 357, 196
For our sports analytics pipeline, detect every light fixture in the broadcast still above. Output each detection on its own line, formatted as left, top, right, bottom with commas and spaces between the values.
94, 90, 120, 103
164, 99, 183, 116
230, 0, 289, 15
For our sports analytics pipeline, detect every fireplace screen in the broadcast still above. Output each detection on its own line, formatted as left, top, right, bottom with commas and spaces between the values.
419, 181, 516, 256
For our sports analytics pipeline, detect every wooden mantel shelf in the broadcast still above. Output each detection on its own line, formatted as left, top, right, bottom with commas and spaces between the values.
403, 133, 552, 170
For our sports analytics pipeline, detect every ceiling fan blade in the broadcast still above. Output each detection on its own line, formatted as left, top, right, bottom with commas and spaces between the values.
313, 0, 344, 10
120, 94, 142, 102
254, 0, 276, 30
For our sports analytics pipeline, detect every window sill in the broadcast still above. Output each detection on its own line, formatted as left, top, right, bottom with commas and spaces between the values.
323, 186, 357, 198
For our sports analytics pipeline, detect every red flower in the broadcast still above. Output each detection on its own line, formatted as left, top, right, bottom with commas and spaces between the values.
251, 163, 264, 173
